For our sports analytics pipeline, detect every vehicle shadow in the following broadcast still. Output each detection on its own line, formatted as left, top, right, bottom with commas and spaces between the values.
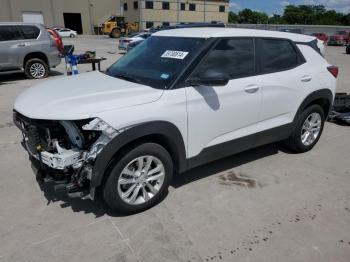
172, 143, 279, 188
0, 70, 64, 84
38, 143, 280, 217
39, 181, 107, 218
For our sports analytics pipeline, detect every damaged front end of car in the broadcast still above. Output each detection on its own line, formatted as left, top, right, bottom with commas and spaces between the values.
13, 111, 119, 199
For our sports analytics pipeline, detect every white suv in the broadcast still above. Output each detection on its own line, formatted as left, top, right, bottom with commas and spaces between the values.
13, 28, 337, 213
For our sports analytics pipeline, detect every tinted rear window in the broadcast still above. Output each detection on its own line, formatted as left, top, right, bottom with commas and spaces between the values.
19, 25, 40, 39
261, 39, 298, 73
0, 26, 22, 41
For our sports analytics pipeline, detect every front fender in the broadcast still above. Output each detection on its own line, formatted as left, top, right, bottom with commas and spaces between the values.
91, 121, 187, 188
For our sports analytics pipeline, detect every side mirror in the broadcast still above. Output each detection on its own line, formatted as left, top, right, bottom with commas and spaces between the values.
186, 69, 229, 87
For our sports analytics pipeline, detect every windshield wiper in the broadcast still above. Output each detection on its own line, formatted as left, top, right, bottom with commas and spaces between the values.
113, 72, 142, 84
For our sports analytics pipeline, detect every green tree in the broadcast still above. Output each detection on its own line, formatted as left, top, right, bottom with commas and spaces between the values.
238, 8, 269, 24
228, 11, 239, 23
282, 4, 349, 25
269, 14, 284, 24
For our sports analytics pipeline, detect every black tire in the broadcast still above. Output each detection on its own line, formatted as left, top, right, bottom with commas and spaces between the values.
111, 28, 121, 38
70, 34, 75, 38
346, 46, 350, 54
24, 58, 49, 79
284, 104, 325, 153
103, 143, 173, 214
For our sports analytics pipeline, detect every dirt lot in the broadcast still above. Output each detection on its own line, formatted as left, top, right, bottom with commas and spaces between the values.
0, 36, 349, 262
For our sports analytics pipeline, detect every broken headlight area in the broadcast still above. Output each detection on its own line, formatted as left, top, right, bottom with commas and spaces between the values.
13, 112, 118, 199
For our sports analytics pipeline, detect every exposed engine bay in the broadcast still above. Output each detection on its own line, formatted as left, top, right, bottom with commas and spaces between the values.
13, 111, 119, 199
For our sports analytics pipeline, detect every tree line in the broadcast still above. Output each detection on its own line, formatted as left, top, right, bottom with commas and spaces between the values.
228, 5, 350, 25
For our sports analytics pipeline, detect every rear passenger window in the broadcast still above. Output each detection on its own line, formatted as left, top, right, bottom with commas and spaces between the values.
261, 39, 298, 73
0, 26, 22, 41
193, 38, 255, 79
19, 25, 40, 39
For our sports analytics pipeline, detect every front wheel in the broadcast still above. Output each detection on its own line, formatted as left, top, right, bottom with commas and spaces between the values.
110, 28, 121, 38
284, 104, 325, 153
103, 143, 173, 214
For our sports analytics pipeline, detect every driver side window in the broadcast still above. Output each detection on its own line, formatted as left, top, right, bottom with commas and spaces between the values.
192, 38, 255, 79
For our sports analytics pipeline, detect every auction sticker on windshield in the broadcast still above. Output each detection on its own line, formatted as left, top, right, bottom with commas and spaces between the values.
161, 50, 189, 60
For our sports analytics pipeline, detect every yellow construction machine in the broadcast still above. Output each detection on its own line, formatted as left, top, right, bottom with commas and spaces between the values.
101, 15, 139, 38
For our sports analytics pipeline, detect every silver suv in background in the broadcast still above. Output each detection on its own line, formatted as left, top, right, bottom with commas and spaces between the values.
0, 23, 61, 79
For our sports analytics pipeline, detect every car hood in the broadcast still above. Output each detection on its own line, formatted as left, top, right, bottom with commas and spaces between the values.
14, 71, 163, 120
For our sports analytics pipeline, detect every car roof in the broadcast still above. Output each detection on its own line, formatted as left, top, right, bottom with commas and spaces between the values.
0, 22, 43, 26
153, 27, 316, 43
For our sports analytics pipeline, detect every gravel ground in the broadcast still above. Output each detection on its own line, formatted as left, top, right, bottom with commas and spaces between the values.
0, 36, 349, 262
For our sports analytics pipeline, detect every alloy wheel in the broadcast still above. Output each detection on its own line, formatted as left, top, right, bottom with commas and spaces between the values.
117, 155, 165, 205
29, 63, 46, 78
301, 112, 322, 146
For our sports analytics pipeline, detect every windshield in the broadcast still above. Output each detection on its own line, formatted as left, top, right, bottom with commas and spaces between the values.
107, 36, 206, 89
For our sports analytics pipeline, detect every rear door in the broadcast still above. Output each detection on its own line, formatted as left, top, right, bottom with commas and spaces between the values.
256, 38, 309, 135
0, 25, 25, 70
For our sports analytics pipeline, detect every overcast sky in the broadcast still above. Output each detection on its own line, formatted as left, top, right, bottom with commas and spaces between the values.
229, 0, 350, 15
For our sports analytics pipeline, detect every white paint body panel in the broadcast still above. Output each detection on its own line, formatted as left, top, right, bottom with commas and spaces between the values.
14, 71, 164, 120
14, 28, 337, 161
186, 76, 261, 157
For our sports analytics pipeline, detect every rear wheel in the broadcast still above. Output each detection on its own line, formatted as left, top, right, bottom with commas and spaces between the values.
284, 104, 325, 153
110, 28, 121, 38
24, 58, 48, 79
70, 34, 75, 38
103, 143, 173, 214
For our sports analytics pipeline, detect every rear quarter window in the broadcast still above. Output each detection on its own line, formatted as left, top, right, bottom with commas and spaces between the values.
260, 39, 299, 73
19, 25, 40, 39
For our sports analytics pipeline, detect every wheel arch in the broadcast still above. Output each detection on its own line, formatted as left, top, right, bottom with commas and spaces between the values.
23, 52, 48, 68
91, 121, 187, 189
294, 89, 333, 122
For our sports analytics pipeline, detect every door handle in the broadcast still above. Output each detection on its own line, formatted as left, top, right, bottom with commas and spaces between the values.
16, 43, 27, 47
301, 75, 312, 82
244, 84, 259, 93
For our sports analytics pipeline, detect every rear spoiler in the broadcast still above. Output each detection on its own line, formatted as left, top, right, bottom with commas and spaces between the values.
295, 39, 324, 56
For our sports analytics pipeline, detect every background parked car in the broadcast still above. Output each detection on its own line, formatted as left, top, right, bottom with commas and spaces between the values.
126, 39, 144, 52
279, 28, 302, 34
46, 28, 63, 53
328, 30, 350, 46
56, 28, 77, 38
0, 22, 61, 79
118, 32, 151, 51
311, 33, 329, 44
148, 22, 225, 33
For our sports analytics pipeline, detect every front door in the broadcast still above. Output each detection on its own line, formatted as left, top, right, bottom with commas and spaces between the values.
186, 38, 262, 160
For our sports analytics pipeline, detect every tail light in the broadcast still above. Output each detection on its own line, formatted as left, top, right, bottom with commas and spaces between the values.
327, 66, 339, 78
